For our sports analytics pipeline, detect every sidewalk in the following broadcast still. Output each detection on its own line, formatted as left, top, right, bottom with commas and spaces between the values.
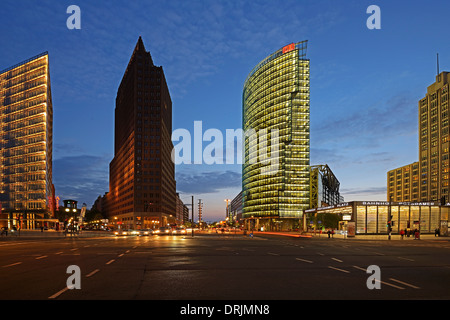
252, 231, 450, 241
0, 229, 114, 239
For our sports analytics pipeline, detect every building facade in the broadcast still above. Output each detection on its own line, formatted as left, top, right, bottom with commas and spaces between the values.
0, 52, 55, 229
388, 72, 450, 203
242, 42, 310, 231
387, 162, 420, 202
419, 72, 450, 202
104, 37, 176, 230
305, 201, 448, 236
230, 191, 243, 224
310, 164, 342, 209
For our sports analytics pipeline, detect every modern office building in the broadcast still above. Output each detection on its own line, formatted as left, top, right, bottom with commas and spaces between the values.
242, 41, 310, 231
0, 52, 55, 229
419, 72, 450, 202
388, 71, 450, 203
104, 37, 176, 230
230, 190, 243, 224
387, 162, 420, 202
310, 164, 342, 209
176, 193, 189, 225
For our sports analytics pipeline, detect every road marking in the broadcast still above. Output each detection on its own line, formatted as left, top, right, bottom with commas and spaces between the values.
398, 256, 415, 261
376, 279, 404, 290
2, 262, 22, 268
352, 265, 367, 272
317, 252, 324, 256
106, 259, 115, 265
331, 258, 343, 263
48, 287, 69, 299
118, 253, 124, 257
55, 252, 63, 255
328, 266, 350, 273
295, 258, 313, 263
86, 269, 100, 278
267, 252, 279, 256
70, 248, 78, 251
389, 278, 420, 289
35, 255, 48, 260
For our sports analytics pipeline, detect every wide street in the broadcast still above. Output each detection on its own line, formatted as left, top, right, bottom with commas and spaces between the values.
0, 230, 450, 303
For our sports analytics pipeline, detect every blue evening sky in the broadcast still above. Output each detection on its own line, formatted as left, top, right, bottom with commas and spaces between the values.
1, 0, 449, 222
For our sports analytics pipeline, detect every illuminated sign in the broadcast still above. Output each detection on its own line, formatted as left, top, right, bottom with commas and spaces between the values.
282, 43, 296, 54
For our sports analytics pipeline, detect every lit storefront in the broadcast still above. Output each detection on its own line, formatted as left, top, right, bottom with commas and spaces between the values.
304, 201, 449, 236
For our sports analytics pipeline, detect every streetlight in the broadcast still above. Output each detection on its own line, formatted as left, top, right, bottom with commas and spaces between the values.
224, 199, 230, 220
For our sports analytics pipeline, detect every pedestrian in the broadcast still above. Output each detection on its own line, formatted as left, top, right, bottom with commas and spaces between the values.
331, 229, 335, 238
435, 228, 440, 237
400, 229, 404, 239
327, 230, 331, 238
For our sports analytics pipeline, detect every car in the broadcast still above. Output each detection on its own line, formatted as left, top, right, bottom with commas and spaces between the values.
138, 229, 153, 236
114, 229, 138, 236
172, 227, 187, 235
154, 227, 172, 235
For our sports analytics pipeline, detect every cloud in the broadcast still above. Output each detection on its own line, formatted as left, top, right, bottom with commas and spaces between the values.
340, 186, 387, 201
313, 93, 418, 151
176, 169, 241, 194
53, 154, 109, 206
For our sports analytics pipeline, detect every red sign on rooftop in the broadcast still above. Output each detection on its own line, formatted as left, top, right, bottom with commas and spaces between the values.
282, 43, 296, 54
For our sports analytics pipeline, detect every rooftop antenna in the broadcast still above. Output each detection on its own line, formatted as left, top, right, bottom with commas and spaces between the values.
437, 53, 440, 81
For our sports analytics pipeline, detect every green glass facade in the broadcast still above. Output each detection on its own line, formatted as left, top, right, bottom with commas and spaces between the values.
242, 41, 310, 231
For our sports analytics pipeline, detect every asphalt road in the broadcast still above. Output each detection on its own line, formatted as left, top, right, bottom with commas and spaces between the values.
1, 232, 450, 304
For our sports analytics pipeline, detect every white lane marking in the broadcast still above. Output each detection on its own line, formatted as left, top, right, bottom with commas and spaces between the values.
398, 256, 415, 261
328, 266, 350, 273
331, 258, 343, 263
376, 279, 405, 290
48, 287, 69, 299
389, 278, 420, 289
86, 269, 100, 278
2, 262, 22, 268
295, 258, 313, 263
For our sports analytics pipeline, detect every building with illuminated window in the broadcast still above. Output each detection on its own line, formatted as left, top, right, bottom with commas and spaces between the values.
387, 162, 420, 202
305, 201, 448, 236
0, 52, 55, 229
388, 72, 450, 203
103, 37, 176, 230
242, 42, 310, 231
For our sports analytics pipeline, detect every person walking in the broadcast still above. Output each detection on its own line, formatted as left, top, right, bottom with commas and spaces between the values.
400, 229, 404, 239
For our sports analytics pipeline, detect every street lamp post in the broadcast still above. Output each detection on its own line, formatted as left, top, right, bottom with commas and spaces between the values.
224, 199, 230, 220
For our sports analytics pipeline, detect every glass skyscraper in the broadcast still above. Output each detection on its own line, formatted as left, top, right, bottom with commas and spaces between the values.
242, 41, 310, 231
0, 52, 54, 228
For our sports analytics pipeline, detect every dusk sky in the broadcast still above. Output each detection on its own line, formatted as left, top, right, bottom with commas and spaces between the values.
1, 0, 450, 222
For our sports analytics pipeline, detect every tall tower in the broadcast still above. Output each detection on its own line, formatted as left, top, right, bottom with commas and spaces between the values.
387, 71, 450, 203
105, 37, 176, 229
419, 71, 450, 202
0, 52, 54, 228
242, 42, 310, 231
